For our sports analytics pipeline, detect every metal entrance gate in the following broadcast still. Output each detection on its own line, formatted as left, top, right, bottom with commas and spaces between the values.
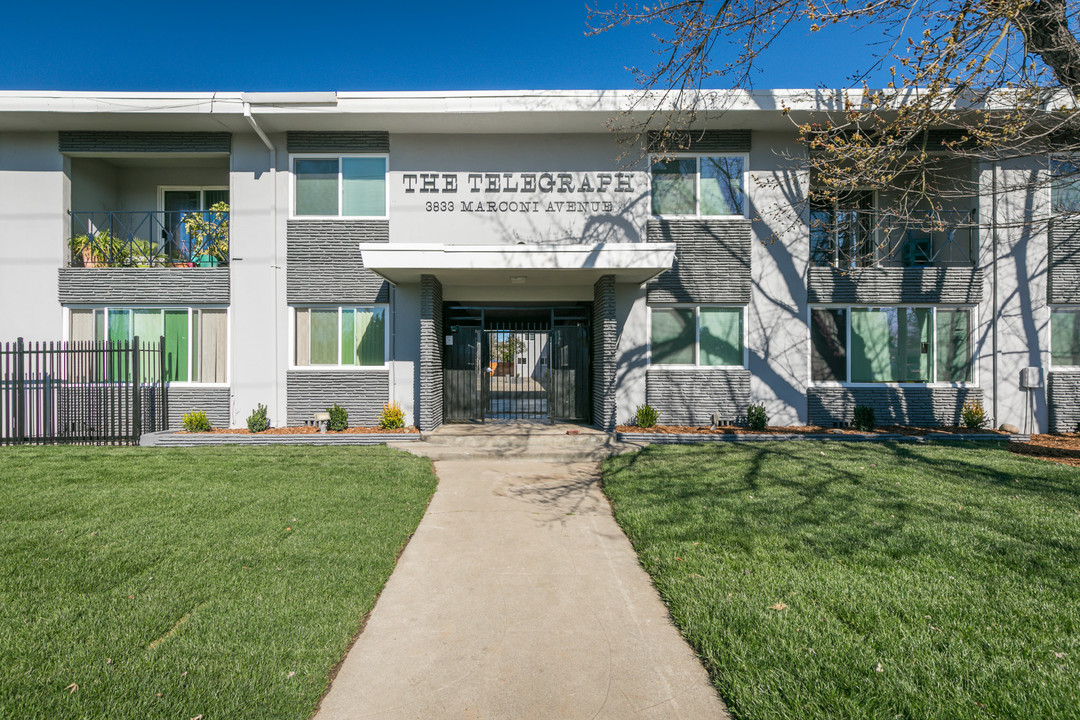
443, 310, 589, 423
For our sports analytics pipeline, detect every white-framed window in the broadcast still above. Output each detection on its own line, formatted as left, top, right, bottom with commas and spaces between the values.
1050, 306, 1080, 367
650, 154, 747, 218
293, 306, 388, 368
648, 305, 746, 367
291, 154, 388, 218
1050, 157, 1080, 214
809, 305, 975, 385
67, 306, 228, 384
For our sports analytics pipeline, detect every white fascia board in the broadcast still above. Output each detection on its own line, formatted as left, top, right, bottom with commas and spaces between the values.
358, 242, 677, 285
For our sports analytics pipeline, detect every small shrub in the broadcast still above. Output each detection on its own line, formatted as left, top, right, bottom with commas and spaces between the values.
961, 399, 988, 429
246, 404, 270, 433
746, 403, 768, 431
378, 402, 406, 430
181, 410, 211, 433
635, 404, 660, 429
327, 403, 349, 431
853, 404, 877, 432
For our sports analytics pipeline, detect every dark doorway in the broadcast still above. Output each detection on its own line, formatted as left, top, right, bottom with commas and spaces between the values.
442, 304, 590, 423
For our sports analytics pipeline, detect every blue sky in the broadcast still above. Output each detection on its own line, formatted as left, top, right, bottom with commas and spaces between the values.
0, 1, 892, 91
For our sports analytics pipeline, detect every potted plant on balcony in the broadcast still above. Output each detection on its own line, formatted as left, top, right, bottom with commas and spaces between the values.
182, 202, 229, 267
70, 230, 131, 267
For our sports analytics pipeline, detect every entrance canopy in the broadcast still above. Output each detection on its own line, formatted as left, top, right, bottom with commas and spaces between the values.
357, 242, 676, 287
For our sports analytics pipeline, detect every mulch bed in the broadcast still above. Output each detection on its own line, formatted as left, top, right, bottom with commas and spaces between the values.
616, 424, 1007, 437
179, 426, 419, 435
1008, 433, 1080, 467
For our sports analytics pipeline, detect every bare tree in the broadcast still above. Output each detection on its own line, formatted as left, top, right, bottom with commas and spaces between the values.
589, 0, 1080, 262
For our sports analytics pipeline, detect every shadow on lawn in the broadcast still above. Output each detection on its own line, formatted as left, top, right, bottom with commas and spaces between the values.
606, 440, 1080, 574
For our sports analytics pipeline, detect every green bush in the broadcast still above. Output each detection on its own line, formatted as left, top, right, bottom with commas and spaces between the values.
746, 403, 768, 431
961, 399, 988, 429
327, 403, 349, 431
378, 402, 406, 430
635, 404, 660, 429
181, 410, 211, 433
246, 404, 269, 433
853, 404, 877, 431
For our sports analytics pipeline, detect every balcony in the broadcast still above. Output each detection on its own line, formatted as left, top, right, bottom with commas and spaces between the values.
68, 209, 229, 268
810, 210, 977, 269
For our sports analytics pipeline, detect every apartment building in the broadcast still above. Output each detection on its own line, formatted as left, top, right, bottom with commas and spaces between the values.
0, 90, 1073, 433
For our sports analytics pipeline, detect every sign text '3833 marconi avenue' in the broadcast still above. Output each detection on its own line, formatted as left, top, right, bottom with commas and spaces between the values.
401, 171, 636, 214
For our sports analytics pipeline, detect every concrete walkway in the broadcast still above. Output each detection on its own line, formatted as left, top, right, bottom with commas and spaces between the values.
314, 459, 729, 719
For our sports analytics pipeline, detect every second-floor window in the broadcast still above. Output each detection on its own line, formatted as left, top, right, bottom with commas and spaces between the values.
1051, 158, 1080, 214
292, 155, 387, 218
651, 155, 745, 218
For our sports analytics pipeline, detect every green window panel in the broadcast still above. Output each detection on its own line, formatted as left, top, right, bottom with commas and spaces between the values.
345, 307, 386, 366
342, 158, 386, 217
163, 309, 189, 382
295, 158, 339, 216
1051, 308, 1080, 366
651, 158, 696, 216
700, 156, 744, 216
700, 307, 743, 365
851, 308, 932, 383
650, 308, 696, 364
309, 309, 339, 365
936, 308, 971, 382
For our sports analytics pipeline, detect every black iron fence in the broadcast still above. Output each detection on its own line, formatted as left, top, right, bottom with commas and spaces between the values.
68, 209, 230, 268
0, 337, 168, 445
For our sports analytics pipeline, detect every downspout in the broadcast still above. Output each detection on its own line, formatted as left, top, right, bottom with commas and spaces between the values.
991, 162, 999, 428
243, 103, 280, 424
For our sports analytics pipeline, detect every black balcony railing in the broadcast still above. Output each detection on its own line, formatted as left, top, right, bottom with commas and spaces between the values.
810, 210, 977, 268
68, 210, 229, 268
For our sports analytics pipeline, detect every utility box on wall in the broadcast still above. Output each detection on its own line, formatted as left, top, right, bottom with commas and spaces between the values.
1020, 367, 1043, 388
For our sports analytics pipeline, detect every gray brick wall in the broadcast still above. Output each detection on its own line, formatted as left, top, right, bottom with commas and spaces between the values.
286, 131, 390, 153
287, 221, 390, 303
419, 275, 444, 431
168, 386, 230, 430
286, 371, 390, 426
59, 268, 230, 305
592, 276, 617, 431
807, 267, 983, 304
807, 386, 984, 426
647, 219, 752, 303
1048, 218, 1080, 304
646, 368, 751, 425
1048, 372, 1080, 432
648, 130, 751, 153
59, 131, 230, 154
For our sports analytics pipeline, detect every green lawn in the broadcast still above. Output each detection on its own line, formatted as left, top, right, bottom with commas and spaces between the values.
0, 446, 436, 720
603, 441, 1080, 720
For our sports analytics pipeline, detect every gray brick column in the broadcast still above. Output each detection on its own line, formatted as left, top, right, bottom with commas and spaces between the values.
592, 275, 617, 431
419, 275, 444, 431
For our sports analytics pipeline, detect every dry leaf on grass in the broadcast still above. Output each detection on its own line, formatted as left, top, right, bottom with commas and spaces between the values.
64, 683, 78, 694
769, 602, 788, 611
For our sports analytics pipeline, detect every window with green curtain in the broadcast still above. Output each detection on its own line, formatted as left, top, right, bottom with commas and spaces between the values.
651, 308, 695, 364
936, 308, 971, 382
1051, 158, 1080, 214
700, 156, 744, 216
651, 158, 696, 215
295, 159, 339, 216
1051, 308, 1080, 366
133, 310, 164, 383
851, 308, 932, 382
350, 307, 385, 366
700, 308, 743, 365
163, 309, 189, 382
342, 158, 385, 217
309, 309, 339, 365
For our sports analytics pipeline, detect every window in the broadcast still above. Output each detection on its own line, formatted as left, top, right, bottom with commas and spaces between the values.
293, 156, 387, 217
69, 307, 227, 383
1051, 308, 1080, 367
810, 191, 876, 267
810, 306, 973, 384
1051, 157, 1080, 214
650, 306, 744, 366
651, 155, 745, 217
294, 307, 387, 367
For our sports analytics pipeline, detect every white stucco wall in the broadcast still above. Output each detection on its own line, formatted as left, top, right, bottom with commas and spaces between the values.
0, 132, 65, 341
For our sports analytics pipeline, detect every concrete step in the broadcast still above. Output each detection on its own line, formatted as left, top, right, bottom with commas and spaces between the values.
417, 433, 615, 449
